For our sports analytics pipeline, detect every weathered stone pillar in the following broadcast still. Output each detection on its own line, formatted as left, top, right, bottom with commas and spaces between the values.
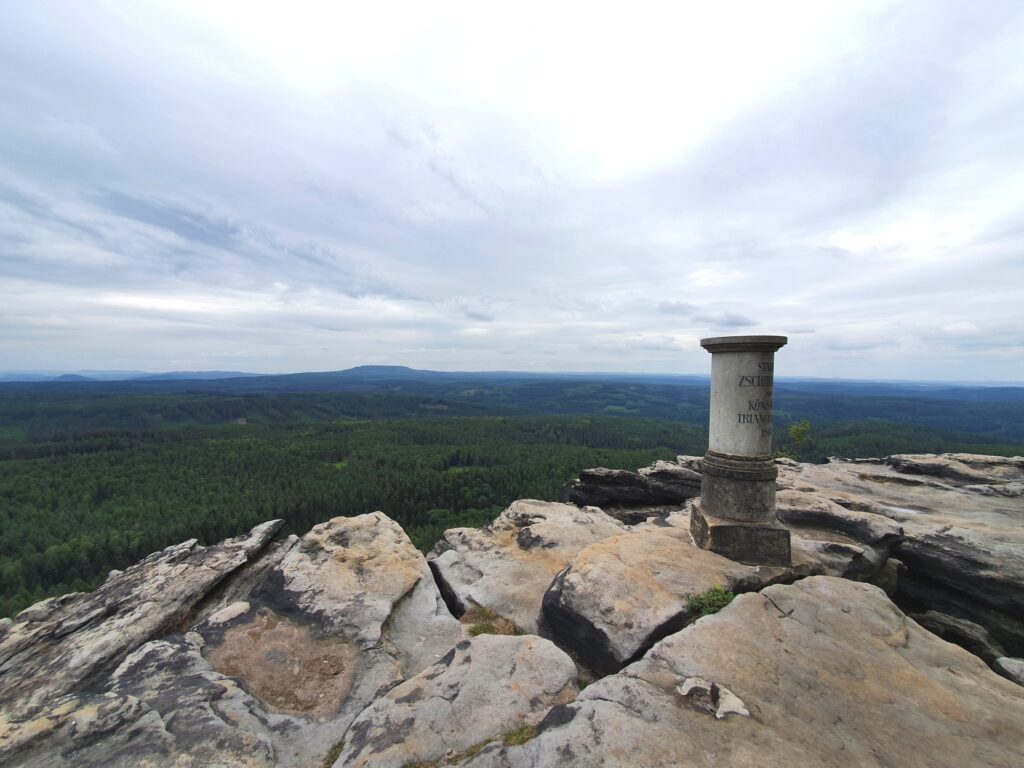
690, 335, 791, 565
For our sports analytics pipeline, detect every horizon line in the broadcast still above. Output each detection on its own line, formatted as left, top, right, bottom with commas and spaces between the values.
1, 365, 1022, 387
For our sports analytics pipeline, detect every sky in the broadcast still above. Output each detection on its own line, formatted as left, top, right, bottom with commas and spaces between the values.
1, 1, 1023, 381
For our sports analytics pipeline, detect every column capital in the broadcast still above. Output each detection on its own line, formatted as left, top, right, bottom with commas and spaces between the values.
700, 335, 788, 354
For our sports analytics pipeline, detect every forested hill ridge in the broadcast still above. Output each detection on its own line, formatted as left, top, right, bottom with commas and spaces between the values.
1, 452, 1022, 767
2, 365, 1023, 441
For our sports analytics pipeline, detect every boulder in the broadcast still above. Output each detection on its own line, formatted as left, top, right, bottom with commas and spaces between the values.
254, 512, 459, 674
786, 530, 881, 581
560, 463, 700, 518
197, 512, 461, 766
541, 510, 816, 674
772, 487, 905, 580
895, 530, 1024, 654
4, 450, 1023, 767
428, 500, 625, 632
0, 520, 283, 718
911, 610, 1007, 665
886, 453, 1023, 486
465, 577, 1024, 768
0, 512, 463, 768
775, 488, 904, 549
337, 634, 577, 768
781, 456, 1024, 656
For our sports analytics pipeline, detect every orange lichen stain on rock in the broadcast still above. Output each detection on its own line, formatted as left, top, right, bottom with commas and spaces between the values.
206, 607, 360, 719
492, 529, 569, 575
550, 685, 578, 707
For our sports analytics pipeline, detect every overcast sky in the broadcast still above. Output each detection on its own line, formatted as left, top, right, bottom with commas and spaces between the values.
1, 1, 1023, 381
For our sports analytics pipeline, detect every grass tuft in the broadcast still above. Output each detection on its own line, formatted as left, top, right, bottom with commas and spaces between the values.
686, 585, 734, 617
502, 723, 537, 746
322, 738, 345, 768
458, 739, 493, 760
461, 604, 522, 636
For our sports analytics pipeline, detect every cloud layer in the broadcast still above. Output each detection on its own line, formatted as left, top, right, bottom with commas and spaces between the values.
1, 1, 1022, 380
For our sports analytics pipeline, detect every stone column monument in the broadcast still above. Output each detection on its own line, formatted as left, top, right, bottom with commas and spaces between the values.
690, 335, 791, 565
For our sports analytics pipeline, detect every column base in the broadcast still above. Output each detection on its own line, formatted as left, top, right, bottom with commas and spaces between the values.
690, 499, 791, 566
700, 451, 778, 523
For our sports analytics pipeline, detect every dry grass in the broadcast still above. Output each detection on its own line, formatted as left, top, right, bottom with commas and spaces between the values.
502, 723, 538, 746
322, 738, 344, 768
461, 604, 523, 637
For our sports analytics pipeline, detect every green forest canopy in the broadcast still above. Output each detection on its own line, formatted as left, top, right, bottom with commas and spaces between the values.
1, 384, 1022, 618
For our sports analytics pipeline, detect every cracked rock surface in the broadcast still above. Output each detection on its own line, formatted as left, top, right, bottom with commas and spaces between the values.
337, 634, 577, 768
0, 513, 460, 768
428, 500, 626, 632
541, 507, 818, 674
777, 453, 1024, 655
0, 520, 283, 718
464, 577, 1024, 768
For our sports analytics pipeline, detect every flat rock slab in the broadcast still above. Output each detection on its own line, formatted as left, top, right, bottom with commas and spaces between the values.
338, 634, 578, 768
775, 487, 904, 548
0, 690, 197, 768
561, 463, 700, 521
0, 519, 283, 718
468, 577, 1024, 768
429, 500, 626, 632
0, 624, 280, 768
886, 453, 1024, 486
542, 512, 816, 674
778, 454, 1024, 655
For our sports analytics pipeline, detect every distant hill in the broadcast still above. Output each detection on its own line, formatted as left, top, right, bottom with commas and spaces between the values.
0, 373, 52, 383
131, 371, 261, 381
0, 365, 1022, 442
0, 369, 258, 383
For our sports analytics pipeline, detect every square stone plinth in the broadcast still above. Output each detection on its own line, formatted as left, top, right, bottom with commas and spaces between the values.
690, 499, 791, 566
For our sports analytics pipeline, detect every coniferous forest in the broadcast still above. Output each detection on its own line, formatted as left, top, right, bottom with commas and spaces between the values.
2, 375, 1022, 617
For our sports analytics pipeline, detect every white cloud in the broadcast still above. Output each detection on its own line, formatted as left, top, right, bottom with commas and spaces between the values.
0, 1, 1023, 381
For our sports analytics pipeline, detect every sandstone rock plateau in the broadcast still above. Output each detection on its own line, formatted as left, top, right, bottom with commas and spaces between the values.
1, 453, 1022, 767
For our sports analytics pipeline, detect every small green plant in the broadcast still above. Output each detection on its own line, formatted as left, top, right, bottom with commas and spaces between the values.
462, 604, 522, 636
776, 419, 812, 459
789, 419, 811, 447
322, 738, 345, 768
687, 585, 734, 617
502, 723, 537, 746
470, 605, 500, 621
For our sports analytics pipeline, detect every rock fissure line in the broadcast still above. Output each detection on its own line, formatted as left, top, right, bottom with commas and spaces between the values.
428, 559, 466, 618
761, 592, 796, 620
